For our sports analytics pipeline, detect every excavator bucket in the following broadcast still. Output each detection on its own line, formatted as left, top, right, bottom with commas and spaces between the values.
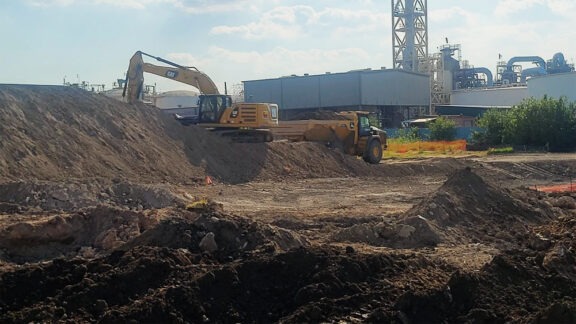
123, 51, 145, 103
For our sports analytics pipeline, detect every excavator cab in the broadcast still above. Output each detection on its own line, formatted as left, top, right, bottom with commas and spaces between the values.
198, 94, 232, 123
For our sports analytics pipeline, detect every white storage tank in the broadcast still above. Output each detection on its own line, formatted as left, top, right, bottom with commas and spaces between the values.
153, 90, 200, 116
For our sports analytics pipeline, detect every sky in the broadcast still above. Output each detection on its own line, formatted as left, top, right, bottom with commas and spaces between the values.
1, 0, 575, 95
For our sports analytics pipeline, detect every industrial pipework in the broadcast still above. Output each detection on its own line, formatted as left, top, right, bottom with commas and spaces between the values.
547, 52, 574, 74
520, 67, 547, 83
502, 56, 546, 84
454, 67, 494, 89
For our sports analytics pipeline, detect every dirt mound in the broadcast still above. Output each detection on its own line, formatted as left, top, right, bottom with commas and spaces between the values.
0, 201, 308, 264
381, 199, 576, 323
398, 167, 555, 247
0, 245, 452, 323
528, 195, 576, 281
0, 206, 162, 263
117, 209, 309, 262
0, 180, 186, 212
331, 167, 556, 249
395, 248, 576, 323
0, 84, 385, 184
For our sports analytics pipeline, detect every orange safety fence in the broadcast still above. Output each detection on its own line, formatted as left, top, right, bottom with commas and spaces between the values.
387, 139, 467, 154
531, 183, 576, 193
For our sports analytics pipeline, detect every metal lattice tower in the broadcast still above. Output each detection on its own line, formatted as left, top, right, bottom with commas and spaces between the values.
391, 0, 428, 72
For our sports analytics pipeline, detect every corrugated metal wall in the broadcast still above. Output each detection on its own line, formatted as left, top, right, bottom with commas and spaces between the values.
243, 69, 429, 110
361, 70, 429, 106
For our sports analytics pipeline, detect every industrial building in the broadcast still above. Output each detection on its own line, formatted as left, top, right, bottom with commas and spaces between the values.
527, 72, 576, 102
242, 0, 576, 128
244, 69, 429, 127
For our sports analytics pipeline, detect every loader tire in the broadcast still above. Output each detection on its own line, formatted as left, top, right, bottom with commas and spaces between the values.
363, 139, 382, 164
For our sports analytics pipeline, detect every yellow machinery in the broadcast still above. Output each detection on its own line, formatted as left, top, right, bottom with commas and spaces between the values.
123, 51, 278, 142
271, 111, 387, 164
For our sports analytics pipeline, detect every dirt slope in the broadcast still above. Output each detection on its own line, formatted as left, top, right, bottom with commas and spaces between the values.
0, 85, 383, 184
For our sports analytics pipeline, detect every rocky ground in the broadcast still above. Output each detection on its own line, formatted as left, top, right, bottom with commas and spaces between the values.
1, 85, 576, 323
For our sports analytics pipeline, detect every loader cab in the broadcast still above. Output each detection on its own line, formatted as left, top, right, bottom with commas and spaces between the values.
358, 113, 372, 137
198, 94, 232, 123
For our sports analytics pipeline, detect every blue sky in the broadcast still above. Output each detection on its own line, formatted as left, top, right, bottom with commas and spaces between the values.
1, 0, 575, 94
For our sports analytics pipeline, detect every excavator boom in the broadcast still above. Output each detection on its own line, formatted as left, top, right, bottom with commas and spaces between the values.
123, 51, 220, 103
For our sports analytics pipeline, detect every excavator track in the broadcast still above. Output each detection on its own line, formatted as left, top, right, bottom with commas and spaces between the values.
212, 128, 274, 143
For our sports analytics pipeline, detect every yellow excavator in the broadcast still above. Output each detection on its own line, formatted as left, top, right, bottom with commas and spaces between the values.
123, 51, 278, 142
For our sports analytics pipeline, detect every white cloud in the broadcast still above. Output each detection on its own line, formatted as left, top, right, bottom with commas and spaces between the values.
211, 6, 314, 39
25, 0, 275, 12
163, 0, 294, 14
204, 46, 373, 80
211, 5, 387, 40
164, 52, 207, 69
494, 0, 544, 16
26, 0, 76, 6
430, 6, 480, 25
25, 0, 168, 9
546, 0, 576, 17
210, 6, 315, 40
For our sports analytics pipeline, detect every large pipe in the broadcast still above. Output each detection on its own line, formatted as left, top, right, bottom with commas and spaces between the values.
548, 52, 574, 74
454, 67, 494, 88
506, 56, 546, 71
502, 56, 546, 84
520, 67, 547, 82
552, 52, 566, 67
472, 67, 493, 86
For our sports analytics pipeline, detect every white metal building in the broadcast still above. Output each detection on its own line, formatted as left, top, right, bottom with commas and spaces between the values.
527, 72, 576, 102
152, 90, 199, 117
243, 68, 430, 127
450, 86, 529, 107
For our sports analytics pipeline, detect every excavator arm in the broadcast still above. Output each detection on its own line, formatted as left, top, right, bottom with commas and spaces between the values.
123, 51, 220, 103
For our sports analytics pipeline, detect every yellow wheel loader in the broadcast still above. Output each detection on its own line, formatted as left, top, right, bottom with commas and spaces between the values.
271, 111, 387, 164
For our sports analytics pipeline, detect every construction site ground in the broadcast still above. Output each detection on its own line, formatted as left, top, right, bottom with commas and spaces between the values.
1, 85, 576, 323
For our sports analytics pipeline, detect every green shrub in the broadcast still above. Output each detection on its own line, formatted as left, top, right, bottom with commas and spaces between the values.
475, 108, 512, 145
428, 117, 456, 141
394, 127, 420, 143
475, 96, 576, 151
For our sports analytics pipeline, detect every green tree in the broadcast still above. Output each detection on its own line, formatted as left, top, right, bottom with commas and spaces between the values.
428, 116, 456, 141
510, 96, 576, 150
475, 96, 576, 151
474, 108, 512, 145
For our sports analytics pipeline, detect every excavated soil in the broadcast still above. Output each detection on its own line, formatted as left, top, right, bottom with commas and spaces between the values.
1, 84, 576, 323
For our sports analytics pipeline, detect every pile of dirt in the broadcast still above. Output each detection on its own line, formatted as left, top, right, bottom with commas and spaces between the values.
0, 203, 308, 264
0, 85, 385, 184
395, 248, 576, 323
332, 167, 556, 249
0, 180, 187, 212
0, 206, 161, 263
0, 244, 453, 323
401, 167, 556, 247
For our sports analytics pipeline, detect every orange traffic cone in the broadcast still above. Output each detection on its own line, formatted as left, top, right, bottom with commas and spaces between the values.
204, 176, 213, 185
